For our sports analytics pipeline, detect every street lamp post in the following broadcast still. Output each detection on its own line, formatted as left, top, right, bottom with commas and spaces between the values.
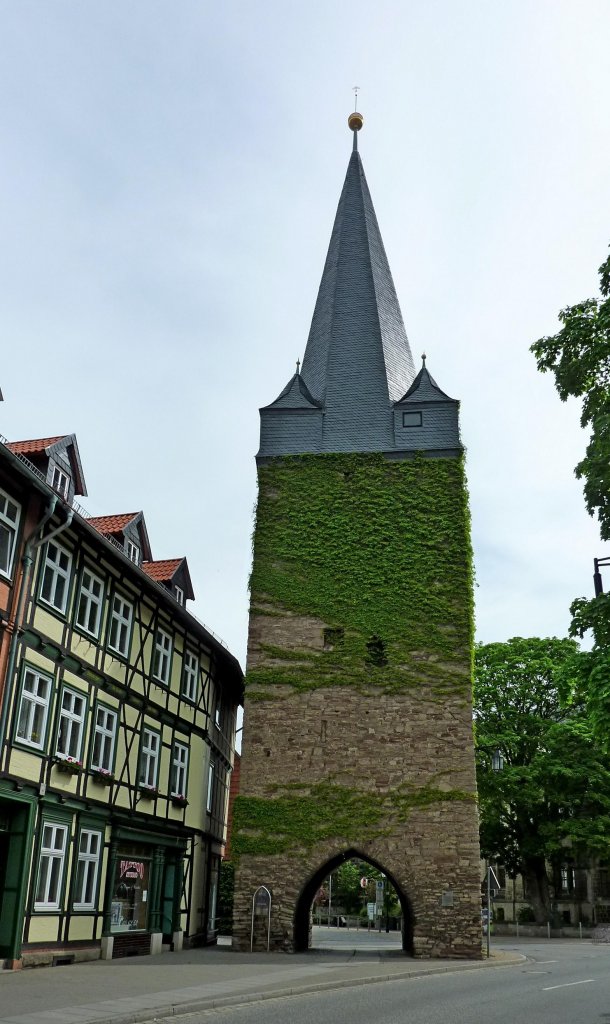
593, 556, 610, 597
485, 750, 504, 958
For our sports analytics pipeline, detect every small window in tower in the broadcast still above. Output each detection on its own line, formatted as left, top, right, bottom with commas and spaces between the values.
323, 627, 344, 650
366, 635, 388, 667
402, 411, 422, 428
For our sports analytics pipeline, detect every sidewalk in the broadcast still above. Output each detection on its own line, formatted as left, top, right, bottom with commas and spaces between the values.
0, 944, 523, 1024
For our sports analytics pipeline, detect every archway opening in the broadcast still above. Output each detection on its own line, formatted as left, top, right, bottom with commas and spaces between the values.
294, 849, 414, 955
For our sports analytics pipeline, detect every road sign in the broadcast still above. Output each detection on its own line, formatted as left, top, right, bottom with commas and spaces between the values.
367, 902, 376, 920
360, 876, 368, 889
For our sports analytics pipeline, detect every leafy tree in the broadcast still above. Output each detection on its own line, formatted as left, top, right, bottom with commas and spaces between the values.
531, 249, 610, 745
475, 637, 610, 924
217, 860, 235, 934
531, 250, 610, 538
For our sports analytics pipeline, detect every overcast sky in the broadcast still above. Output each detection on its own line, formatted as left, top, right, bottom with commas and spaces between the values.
1, 1, 609, 666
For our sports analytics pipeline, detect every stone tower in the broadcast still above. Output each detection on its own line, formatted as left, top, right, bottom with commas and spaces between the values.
232, 114, 481, 958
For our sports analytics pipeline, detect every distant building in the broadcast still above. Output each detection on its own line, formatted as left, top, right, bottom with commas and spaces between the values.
0, 433, 243, 968
483, 859, 610, 928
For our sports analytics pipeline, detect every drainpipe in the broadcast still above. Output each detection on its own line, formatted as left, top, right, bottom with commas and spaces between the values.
0, 497, 74, 755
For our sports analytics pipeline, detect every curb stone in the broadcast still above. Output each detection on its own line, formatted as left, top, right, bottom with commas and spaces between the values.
63, 953, 525, 1024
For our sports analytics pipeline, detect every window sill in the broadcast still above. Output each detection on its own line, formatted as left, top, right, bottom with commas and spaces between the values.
54, 758, 83, 776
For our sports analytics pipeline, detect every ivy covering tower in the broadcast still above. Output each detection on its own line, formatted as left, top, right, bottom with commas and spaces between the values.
232, 112, 481, 958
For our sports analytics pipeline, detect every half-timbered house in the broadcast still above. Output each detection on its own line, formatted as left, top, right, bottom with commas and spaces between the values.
0, 432, 243, 968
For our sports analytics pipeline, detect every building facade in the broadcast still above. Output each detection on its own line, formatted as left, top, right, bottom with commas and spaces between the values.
232, 116, 482, 957
0, 433, 243, 968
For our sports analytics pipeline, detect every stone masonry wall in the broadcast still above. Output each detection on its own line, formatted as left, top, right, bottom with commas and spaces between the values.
232, 454, 482, 958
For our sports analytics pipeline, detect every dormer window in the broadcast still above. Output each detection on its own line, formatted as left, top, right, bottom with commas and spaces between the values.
51, 465, 70, 498
402, 411, 422, 428
175, 585, 184, 606
126, 540, 140, 565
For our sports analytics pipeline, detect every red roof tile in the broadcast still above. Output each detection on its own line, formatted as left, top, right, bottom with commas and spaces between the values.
7, 436, 66, 455
87, 513, 138, 535
142, 559, 184, 582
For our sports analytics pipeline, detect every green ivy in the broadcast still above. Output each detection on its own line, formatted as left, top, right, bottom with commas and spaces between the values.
233, 782, 476, 858
247, 452, 473, 698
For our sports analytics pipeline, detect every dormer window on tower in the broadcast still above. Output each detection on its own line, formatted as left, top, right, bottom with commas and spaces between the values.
175, 585, 184, 606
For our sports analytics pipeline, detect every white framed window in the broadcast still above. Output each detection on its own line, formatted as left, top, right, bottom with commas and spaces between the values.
51, 464, 70, 498
139, 728, 160, 789
91, 705, 117, 772
170, 741, 189, 797
206, 760, 215, 813
56, 688, 86, 761
152, 628, 172, 685
35, 822, 68, 910
182, 650, 199, 703
73, 829, 102, 910
108, 594, 132, 657
40, 540, 72, 613
0, 487, 21, 580
125, 539, 140, 564
16, 667, 52, 749
214, 700, 222, 730
75, 568, 104, 637
175, 585, 184, 606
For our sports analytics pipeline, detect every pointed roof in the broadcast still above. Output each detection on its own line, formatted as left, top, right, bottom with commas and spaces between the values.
7, 435, 67, 455
88, 511, 153, 562
396, 359, 456, 404
297, 145, 415, 451
263, 372, 323, 411
142, 557, 195, 601
8, 434, 88, 496
87, 512, 139, 534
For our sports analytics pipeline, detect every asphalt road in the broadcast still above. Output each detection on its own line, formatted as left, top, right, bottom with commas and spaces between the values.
166, 941, 610, 1024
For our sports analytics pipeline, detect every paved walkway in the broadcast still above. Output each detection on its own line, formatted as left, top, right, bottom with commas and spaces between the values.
0, 943, 522, 1024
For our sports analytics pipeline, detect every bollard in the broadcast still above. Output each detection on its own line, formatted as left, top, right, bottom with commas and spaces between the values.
580, 921, 583, 940
547, 921, 551, 940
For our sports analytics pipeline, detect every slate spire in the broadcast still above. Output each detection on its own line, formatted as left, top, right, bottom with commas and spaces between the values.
258, 116, 460, 459
299, 116, 415, 451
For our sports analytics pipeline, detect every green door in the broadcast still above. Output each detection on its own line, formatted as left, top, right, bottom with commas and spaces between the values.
0, 801, 33, 959
161, 861, 175, 943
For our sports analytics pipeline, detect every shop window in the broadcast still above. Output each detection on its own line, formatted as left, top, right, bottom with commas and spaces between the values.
35, 822, 68, 910
16, 667, 52, 749
73, 830, 102, 910
111, 849, 151, 932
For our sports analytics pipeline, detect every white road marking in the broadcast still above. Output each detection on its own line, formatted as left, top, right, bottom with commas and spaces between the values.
536, 960, 558, 964
543, 979, 594, 991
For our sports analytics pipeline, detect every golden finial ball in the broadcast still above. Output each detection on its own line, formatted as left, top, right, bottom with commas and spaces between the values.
348, 111, 364, 132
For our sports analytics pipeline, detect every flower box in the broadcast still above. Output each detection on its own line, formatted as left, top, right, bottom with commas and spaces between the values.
55, 756, 82, 776
139, 785, 158, 799
90, 769, 114, 786
171, 795, 188, 808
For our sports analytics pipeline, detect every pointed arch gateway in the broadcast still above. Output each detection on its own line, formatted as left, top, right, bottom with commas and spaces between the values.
294, 848, 414, 954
